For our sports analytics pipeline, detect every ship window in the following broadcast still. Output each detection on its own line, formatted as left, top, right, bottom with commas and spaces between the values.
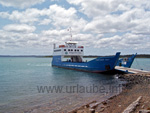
71, 49, 73, 51
68, 49, 70, 51
81, 50, 83, 52
64, 49, 66, 51
77, 50, 79, 51
54, 49, 61, 52
75, 49, 76, 51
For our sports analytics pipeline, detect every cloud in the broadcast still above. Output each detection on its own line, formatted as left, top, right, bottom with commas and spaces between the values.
95, 35, 122, 48
94, 32, 150, 50
0, 4, 88, 51
3, 24, 36, 33
47, 4, 87, 30
0, 4, 85, 28
67, 0, 150, 17
42, 29, 68, 37
67, 0, 122, 17
1, 1, 150, 55
84, 9, 140, 33
0, 0, 45, 8
0, 4, 87, 35
82, 2, 150, 36
0, 29, 40, 49
39, 19, 51, 25
0, 9, 43, 24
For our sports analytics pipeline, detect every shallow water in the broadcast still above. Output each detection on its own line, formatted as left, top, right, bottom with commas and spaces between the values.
0, 57, 149, 112
132, 58, 150, 71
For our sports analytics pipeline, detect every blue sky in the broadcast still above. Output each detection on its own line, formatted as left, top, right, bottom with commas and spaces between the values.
0, 0, 150, 55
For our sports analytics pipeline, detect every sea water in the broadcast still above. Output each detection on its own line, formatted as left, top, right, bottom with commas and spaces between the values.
0, 57, 149, 112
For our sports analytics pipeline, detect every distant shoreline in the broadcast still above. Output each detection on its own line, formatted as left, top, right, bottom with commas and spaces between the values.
0, 54, 150, 58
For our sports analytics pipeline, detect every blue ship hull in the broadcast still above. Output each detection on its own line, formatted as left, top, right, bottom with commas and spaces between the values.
52, 52, 120, 73
116, 53, 137, 68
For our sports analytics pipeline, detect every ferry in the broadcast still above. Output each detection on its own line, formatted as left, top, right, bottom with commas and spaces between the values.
116, 53, 137, 68
52, 41, 121, 73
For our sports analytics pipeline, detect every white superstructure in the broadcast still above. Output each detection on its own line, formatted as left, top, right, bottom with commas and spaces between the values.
53, 41, 84, 56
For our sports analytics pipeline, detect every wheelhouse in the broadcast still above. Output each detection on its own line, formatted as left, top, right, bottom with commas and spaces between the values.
53, 41, 84, 62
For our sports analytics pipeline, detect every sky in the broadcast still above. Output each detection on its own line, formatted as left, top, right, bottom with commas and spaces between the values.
0, 0, 150, 55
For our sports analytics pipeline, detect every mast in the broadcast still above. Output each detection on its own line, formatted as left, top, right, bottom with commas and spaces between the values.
53, 43, 56, 49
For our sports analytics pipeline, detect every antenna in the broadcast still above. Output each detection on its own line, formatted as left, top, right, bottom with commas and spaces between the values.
53, 43, 56, 49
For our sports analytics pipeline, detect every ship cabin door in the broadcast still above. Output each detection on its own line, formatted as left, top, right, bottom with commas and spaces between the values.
62, 56, 83, 63
71, 56, 82, 62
